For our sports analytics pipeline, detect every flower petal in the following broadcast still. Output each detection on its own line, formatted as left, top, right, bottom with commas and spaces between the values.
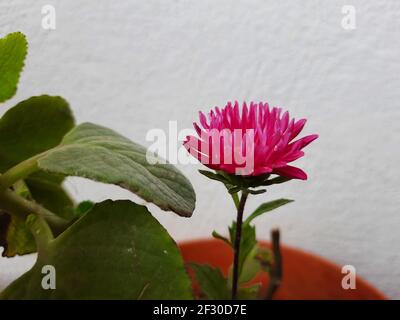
273, 165, 308, 180
290, 118, 307, 140
296, 134, 319, 149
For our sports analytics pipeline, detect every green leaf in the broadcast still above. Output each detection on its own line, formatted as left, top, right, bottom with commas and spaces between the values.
0, 179, 37, 257
36, 123, 196, 217
238, 246, 260, 284
0, 180, 36, 257
245, 199, 294, 225
190, 263, 230, 300
0, 211, 36, 257
219, 171, 271, 189
262, 176, 292, 186
211, 230, 230, 246
0, 200, 193, 299
230, 192, 239, 209
237, 283, 261, 300
248, 188, 266, 195
198, 170, 229, 184
228, 222, 257, 279
0, 32, 28, 103
238, 245, 272, 285
73, 200, 94, 217
0, 95, 75, 172
0, 94, 75, 218
228, 186, 241, 194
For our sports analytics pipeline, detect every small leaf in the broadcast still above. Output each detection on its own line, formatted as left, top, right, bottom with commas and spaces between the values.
0, 32, 28, 103
74, 200, 94, 217
0, 180, 37, 257
263, 176, 292, 186
228, 222, 257, 278
211, 230, 231, 246
228, 186, 241, 194
238, 245, 273, 285
238, 246, 261, 284
219, 172, 271, 189
248, 188, 266, 195
0, 200, 193, 299
198, 170, 229, 184
36, 123, 195, 217
230, 192, 239, 209
190, 263, 230, 300
237, 283, 262, 300
0, 211, 36, 257
238, 246, 259, 284
245, 199, 294, 225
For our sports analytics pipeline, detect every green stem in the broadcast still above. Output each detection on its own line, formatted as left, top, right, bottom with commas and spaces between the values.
0, 188, 68, 231
13, 179, 32, 199
0, 154, 41, 192
231, 189, 249, 300
26, 214, 54, 253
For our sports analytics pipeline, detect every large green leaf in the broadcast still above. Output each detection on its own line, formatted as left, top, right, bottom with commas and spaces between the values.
0, 95, 76, 217
0, 200, 192, 299
0, 32, 27, 103
36, 123, 196, 217
0, 95, 75, 171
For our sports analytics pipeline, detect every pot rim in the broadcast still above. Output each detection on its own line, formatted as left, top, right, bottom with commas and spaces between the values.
178, 238, 388, 300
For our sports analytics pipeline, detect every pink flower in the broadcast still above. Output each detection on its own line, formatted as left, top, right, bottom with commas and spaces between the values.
184, 101, 318, 180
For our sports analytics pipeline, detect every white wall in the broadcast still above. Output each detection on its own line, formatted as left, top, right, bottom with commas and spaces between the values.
1, 0, 399, 298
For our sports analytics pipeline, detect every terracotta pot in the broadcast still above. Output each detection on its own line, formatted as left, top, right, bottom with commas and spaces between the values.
179, 239, 386, 300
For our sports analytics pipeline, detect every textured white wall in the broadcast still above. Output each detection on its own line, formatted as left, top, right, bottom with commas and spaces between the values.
1, 0, 399, 298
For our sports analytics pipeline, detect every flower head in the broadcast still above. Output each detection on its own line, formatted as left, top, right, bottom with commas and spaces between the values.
184, 101, 318, 180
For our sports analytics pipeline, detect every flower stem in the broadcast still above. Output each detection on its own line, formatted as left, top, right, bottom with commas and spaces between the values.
231, 189, 249, 300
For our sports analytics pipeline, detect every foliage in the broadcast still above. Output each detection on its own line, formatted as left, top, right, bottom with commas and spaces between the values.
0, 32, 195, 299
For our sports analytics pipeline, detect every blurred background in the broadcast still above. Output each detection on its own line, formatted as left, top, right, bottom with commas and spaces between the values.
0, 0, 399, 298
